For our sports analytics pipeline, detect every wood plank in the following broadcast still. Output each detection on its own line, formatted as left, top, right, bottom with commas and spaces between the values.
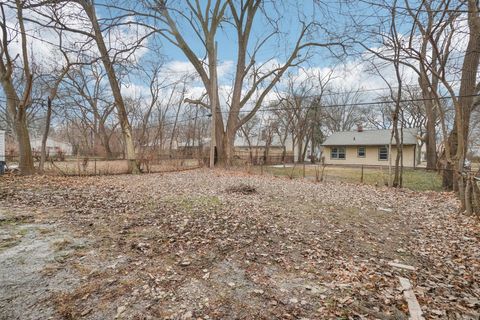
398, 276, 425, 320
389, 261, 416, 271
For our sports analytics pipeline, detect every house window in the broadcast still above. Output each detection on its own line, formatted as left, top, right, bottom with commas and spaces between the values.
378, 146, 388, 160
331, 147, 346, 159
357, 146, 366, 158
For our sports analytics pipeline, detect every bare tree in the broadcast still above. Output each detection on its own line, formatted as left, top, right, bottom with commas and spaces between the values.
239, 114, 261, 164
127, 0, 345, 166
61, 63, 117, 158
449, 0, 480, 212
321, 88, 365, 134
0, 0, 35, 174
38, 32, 74, 172
78, 0, 142, 172
275, 73, 317, 162
30, 0, 155, 173
352, 0, 480, 211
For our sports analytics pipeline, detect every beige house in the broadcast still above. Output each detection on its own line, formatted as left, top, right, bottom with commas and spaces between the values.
321, 128, 420, 167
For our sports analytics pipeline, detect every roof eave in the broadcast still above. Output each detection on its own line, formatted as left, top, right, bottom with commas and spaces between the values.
321, 143, 416, 146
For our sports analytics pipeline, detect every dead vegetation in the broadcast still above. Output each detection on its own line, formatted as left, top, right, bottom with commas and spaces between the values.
0, 169, 479, 319
225, 183, 258, 195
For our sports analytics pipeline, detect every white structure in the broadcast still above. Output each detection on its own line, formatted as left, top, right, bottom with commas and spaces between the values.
30, 137, 73, 156
0, 130, 5, 162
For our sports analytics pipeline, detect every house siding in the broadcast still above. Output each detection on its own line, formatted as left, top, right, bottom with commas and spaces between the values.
323, 145, 416, 167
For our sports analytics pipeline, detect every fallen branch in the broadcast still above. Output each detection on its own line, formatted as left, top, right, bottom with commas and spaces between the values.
389, 262, 416, 271
398, 277, 424, 320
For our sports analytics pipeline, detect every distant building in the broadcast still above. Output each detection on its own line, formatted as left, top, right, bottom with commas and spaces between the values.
30, 137, 73, 156
321, 128, 420, 167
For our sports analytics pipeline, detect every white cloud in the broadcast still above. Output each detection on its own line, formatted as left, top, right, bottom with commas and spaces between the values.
2, 3, 150, 75
161, 59, 234, 84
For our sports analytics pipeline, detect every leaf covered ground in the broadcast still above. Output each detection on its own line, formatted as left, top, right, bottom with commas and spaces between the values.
0, 169, 479, 319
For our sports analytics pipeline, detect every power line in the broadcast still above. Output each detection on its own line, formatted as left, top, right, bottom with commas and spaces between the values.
0, 77, 473, 105
212, 93, 480, 115
1, 93, 478, 121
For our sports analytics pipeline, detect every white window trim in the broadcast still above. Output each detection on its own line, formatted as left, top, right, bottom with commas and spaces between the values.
331, 146, 346, 160
378, 146, 388, 161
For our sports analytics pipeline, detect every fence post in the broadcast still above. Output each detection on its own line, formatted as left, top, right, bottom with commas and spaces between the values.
94, 158, 97, 175
303, 162, 306, 178
361, 165, 364, 183
261, 162, 264, 175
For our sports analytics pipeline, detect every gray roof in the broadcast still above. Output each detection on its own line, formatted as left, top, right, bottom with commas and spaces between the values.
322, 128, 419, 146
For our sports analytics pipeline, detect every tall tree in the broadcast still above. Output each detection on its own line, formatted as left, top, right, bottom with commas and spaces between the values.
30, 0, 153, 173
352, 0, 480, 210
448, 0, 480, 211
132, 0, 344, 165
0, 1, 35, 175
61, 63, 117, 158
77, 0, 140, 173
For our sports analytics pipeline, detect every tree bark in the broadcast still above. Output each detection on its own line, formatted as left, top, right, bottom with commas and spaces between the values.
443, 0, 480, 192
39, 97, 52, 173
98, 122, 113, 159
424, 102, 437, 169
15, 107, 34, 175
0, 1, 35, 175
81, 1, 139, 173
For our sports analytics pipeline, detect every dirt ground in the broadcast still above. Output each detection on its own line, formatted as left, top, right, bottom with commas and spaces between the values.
0, 169, 479, 319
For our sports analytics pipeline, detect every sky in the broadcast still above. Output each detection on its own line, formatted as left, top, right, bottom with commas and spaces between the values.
0, 0, 475, 120
110, 0, 407, 105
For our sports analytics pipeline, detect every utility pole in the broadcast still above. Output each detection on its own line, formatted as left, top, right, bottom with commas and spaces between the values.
209, 41, 218, 168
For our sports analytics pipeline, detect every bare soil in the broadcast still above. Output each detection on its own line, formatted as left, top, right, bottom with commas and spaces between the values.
0, 169, 478, 319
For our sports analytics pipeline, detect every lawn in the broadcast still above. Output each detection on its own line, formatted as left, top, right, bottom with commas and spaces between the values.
255, 165, 443, 192
0, 170, 478, 319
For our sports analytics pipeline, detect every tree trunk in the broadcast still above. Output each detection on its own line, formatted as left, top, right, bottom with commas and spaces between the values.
297, 137, 303, 163
39, 97, 52, 173
82, 1, 139, 173
465, 176, 472, 215
416, 141, 423, 166
2, 82, 34, 175
15, 109, 34, 175
443, 127, 458, 190
0, 1, 35, 175
472, 178, 480, 214
301, 136, 310, 162
98, 123, 113, 159
445, 0, 480, 196
221, 124, 236, 167
424, 105, 437, 169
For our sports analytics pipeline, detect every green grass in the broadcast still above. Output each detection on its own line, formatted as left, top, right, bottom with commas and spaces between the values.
163, 195, 222, 212
253, 165, 442, 192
